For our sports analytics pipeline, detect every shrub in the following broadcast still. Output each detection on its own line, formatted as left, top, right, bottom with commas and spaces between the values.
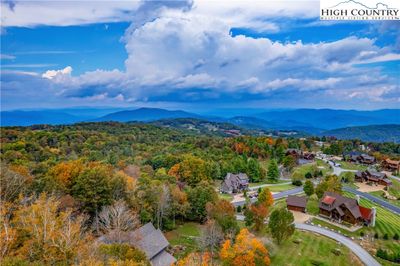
360, 231, 364, 237
383, 233, 389, 240
394, 233, 399, 240
305, 172, 312, 179
292, 179, 303, 186
237, 205, 242, 213
374, 233, 379, 239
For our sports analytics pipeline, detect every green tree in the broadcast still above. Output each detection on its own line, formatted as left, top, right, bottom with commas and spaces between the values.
257, 187, 274, 207
206, 199, 238, 234
282, 155, 296, 171
186, 182, 217, 221
303, 180, 314, 196
71, 165, 113, 214
267, 159, 279, 182
268, 208, 295, 245
246, 158, 265, 183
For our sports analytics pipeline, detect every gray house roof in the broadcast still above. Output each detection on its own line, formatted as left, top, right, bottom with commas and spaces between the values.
129, 223, 175, 266
220, 173, 249, 193
320, 192, 361, 219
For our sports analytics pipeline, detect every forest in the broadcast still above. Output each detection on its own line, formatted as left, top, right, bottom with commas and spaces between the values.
1, 122, 399, 265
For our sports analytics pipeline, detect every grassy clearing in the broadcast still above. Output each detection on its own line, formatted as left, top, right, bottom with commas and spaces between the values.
266, 183, 296, 192
269, 230, 363, 266
218, 193, 233, 201
306, 196, 320, 215
389, 178, 400, 199
335, 160, 367, 171
291, 161, 330, 180
164, 222, 202, 259
249, 179, 290, 187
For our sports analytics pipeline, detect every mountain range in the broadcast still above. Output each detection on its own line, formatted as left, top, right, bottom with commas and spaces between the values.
2, 107, 400, 142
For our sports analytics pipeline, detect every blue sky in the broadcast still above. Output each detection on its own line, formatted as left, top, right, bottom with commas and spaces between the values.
1, 0, 399, 111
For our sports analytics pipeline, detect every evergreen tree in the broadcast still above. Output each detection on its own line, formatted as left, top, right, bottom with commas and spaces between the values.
303, 180, 314, 196
268, 208, 295, 245
267, 159, 279, 182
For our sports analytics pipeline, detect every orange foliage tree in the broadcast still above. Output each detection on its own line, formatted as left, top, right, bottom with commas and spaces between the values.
220, 228, 270, 266
175, 252, 212, 266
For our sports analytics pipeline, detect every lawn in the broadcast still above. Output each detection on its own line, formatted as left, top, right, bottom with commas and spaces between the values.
218, 193, 233, 201
164, 222, 202, 259
306, 196, 320, 215
249, 179, 290, 187
291, 161, 330, 180
388, 177, 400, 199
269, 230, 363, 266
265, 183, 296, 192
335, 160, 367, 171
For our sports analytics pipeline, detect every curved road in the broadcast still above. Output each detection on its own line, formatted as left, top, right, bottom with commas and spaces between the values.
344, 186, 400, 215
296, 223, 380, 266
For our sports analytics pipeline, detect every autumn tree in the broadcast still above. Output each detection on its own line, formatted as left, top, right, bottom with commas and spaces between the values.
0, 202, 16, 258
175, 252, 212, 266
0, 164, 30, 202
257, 187, 274, 208
12, 193, 87, 264
250, 204, 268, 231
316, 175, 342, 198
220, 228, 270, 266
168, 155, 210, 186
303, 180, 314, 196
47, 160, 84, 193
267, 159, 279, 182
268, 208, 295, 245
96, 200, 139, 243
199, 220, 224, 258
206, 199, 238, 234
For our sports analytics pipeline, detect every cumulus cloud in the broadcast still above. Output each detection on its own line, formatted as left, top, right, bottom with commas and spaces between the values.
42, 66, 73, 80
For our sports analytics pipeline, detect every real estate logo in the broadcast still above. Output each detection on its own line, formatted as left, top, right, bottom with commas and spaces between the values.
320, 0, 400, 20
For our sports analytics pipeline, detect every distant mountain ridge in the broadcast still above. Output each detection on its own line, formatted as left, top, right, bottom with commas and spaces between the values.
2, 107, 400, 142
322, 124, 400, 143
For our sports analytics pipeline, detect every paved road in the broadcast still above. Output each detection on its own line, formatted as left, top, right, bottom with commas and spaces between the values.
232, 186, 303, 207
344, 186, 400, 215
296, 223, 381, 266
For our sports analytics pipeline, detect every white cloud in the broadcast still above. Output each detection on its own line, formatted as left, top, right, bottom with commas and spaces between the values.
42, 66, 73, 79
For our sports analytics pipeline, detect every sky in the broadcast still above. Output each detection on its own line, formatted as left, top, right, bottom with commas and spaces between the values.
1, 0, 400, 111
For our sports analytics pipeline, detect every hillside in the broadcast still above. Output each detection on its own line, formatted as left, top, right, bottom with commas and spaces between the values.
322, 124, 400, 143
94, 107, 201, 122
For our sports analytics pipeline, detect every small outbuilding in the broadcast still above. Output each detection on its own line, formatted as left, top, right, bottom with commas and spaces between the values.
286, 195, 307, 213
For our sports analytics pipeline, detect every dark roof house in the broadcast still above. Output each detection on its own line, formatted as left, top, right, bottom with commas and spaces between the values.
319, 192, 375, 226
286, 195, 307, 212
382, 158, 400, 172
355, 170, 392, 186
220, 173, 249, 194
99, 223, 176, 266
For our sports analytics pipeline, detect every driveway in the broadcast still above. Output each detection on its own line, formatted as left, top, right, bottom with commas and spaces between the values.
296, 223, 380, 266
328, 161, 358, 176
232, 186, 303, 207
344, 186, 400, 215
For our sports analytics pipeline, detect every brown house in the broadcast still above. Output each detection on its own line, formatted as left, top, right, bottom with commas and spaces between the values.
319, 192, 375, 226
286, 149, 302, 159
343, 152, 375, 165
303, 152, 315, 160
286, 195, 307, 212
381, 158, 400, 172
355, 170, 392, 186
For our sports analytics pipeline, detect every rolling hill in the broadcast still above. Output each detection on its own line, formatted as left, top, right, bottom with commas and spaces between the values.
322, 124, 400, 143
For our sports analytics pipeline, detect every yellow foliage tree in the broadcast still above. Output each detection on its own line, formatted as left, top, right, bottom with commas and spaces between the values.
220, 228, 270, 266
175, 252, 212, 266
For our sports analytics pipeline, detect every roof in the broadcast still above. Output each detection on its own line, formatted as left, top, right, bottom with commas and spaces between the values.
221, 173, 249, 192
129, 223, 171, 260
322, 195, 336, 205
287, 195, 307, 208
384, 158, 400, 165
360, 154, 374, 161
366, 170, 386, 179
359, 206, 373, 221
343, 151, 362, 156
151, 250, 177, 266
319, 192, 361, 219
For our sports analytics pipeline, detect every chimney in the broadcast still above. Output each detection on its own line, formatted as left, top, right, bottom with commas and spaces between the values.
371, 207, 376, 227
356, 195, 360, 204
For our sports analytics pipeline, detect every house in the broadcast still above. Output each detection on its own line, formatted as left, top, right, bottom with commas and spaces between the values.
286, 149, 302, 159
220, 173, 249, 194
129, 223, 176, 266
355, 170, 392, 186
319, 192, 375, 226
343, 151, 375, 165
286, 195, 307, 212
99, 223, 176, 266
381, 158, 400, 172
302, 152, 315, 161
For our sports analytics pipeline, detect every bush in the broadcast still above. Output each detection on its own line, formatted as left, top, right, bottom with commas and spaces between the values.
292, 180, 303, 186
394, 233, 399, 240
383, 233, 389, 240
99, 243, 149, 264
305, 172, 312, 179
374, 233, 379, 239
360, 231, 364, 237
237, 205, 242, 213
